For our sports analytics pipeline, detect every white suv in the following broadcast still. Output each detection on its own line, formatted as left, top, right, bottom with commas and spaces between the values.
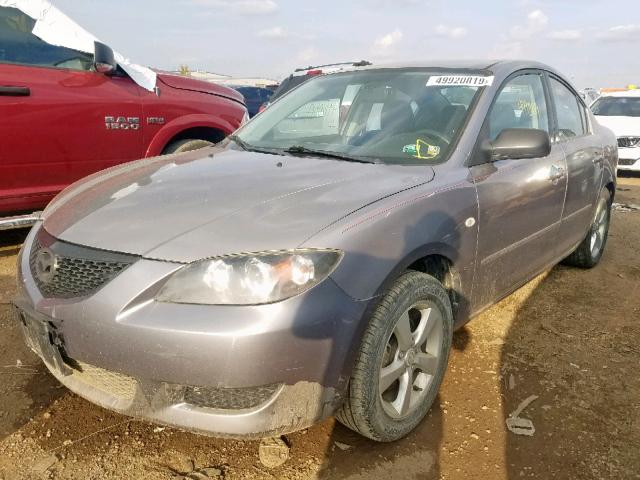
591, 90, 640, 173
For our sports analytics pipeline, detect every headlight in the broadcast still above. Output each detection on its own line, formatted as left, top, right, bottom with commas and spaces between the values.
156, 249, 342, 305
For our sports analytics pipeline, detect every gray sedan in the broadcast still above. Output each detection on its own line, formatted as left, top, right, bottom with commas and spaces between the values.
14, 60, 617, 442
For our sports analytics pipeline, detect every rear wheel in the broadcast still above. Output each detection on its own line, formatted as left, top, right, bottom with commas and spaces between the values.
562, 188, 612, 268
336, 271, 453, 442
162, 138, 213, 154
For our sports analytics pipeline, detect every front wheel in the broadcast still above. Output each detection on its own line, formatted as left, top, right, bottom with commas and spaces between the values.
562, 188, 612, 268
162, 138, 214, 154
336, 271, 453, 442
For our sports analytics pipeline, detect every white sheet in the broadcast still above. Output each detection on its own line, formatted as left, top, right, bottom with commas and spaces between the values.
0, 0, 157, 91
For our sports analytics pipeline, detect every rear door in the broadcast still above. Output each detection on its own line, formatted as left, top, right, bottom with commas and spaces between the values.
547, 75, 603, 256
0, 6, 143, 213
470, 71, 567, 310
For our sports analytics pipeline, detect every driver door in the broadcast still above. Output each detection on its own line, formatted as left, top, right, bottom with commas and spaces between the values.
469, 71, 567, 311
0, 5, 143, 212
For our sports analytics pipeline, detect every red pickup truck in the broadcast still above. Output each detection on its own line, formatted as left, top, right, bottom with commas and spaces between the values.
0, 3, 247, 227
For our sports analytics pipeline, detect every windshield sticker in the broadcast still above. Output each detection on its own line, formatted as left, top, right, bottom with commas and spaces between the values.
427, 75, 494, 87
403, 140, 441, 160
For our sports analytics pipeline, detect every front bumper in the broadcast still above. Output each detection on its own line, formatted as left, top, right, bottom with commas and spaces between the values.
15, 223, 369, 438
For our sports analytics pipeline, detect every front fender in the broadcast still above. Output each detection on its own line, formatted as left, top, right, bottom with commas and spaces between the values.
144, 114, 238, 157
305, 167, 479, 325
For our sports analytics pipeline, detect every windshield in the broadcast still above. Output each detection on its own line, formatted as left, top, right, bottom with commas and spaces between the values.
233, 69, 486, 165
592, 96, 640, 117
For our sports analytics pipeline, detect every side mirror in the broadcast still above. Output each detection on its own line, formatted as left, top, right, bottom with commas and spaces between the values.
94, 41, 117, 74
483, 128, 551, 161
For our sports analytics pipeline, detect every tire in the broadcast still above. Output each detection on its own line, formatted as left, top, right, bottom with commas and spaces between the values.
336, 271, 453, 442
162, 138, 214, 154
562, 188, 612, 268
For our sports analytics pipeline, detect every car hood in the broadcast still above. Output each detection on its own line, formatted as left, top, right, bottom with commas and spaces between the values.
42, 148, 434, 263
156, 72, 245, 104
594, 115, 640, 137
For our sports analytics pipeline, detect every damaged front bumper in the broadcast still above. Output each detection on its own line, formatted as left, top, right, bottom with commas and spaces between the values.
14, 301, 339, 438
14, 223, 369, 438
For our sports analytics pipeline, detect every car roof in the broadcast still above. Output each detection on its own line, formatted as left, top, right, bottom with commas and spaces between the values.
319, 59, 562, 79
294, 61, 371, 72
356, 59, 554, 71
288, 60, 553, 79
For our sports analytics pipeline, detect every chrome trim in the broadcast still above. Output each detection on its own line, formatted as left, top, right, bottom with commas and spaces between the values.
0, 212, 42, 231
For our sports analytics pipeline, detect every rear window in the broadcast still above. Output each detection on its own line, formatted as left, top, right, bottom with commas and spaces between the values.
270, 75, 313, 102
236, 87, 261, 102
592, 97, 640, 117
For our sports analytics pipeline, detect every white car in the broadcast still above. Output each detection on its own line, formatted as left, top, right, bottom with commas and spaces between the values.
591, 90, 640, 172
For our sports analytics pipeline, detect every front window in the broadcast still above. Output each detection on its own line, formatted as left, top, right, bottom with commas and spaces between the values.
488, 73, 550, 141
233, 69, 487, 165
592, 96, 640, 118
0, 6, 93, 71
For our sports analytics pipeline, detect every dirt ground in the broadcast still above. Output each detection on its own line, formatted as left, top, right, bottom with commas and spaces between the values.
0, 176, 638, 480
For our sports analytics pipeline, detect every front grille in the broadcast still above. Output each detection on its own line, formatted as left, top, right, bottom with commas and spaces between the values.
29, 228, 138, 299
619, 158, 637, 166
618, 137, 640, 148
184, 384, 281, 410
72, 361, 139, 401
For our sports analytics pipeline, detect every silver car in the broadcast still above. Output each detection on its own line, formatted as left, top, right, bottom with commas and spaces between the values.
14, 61, 617, 442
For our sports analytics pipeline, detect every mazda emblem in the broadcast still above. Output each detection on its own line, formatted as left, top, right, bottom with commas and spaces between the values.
34, 248, 57, 283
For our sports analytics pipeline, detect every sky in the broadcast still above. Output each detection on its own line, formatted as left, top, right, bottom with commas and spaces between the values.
54, 0, 639, 89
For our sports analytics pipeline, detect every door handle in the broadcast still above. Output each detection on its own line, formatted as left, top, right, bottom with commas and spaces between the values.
0, 86, 30, 96
549, 164, 565, 181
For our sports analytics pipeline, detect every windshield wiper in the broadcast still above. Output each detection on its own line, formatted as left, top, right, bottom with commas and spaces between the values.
228, 135, 285, 156
228, 134, 250, 150
284, 145, 376, 164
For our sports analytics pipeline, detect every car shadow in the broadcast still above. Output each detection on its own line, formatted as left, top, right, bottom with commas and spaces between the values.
316, 327, 472, 479
286, 208, 471, 478
499, 195, 640, 479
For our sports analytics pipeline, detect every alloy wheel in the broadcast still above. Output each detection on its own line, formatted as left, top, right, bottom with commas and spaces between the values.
378, 301, 444, 419
590, 199, 609, 258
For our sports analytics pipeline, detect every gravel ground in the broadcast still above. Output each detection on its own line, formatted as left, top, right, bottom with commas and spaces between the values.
0, 176, 638, 480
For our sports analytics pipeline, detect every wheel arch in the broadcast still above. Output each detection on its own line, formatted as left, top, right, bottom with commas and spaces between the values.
363, 243, 466, 326
333, 245, 464, 424
161, 127, 226, 154
604, 178, 615, 203
407, 253, 462, 321
600, 140, 617, 203
144, 114, 235, 157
